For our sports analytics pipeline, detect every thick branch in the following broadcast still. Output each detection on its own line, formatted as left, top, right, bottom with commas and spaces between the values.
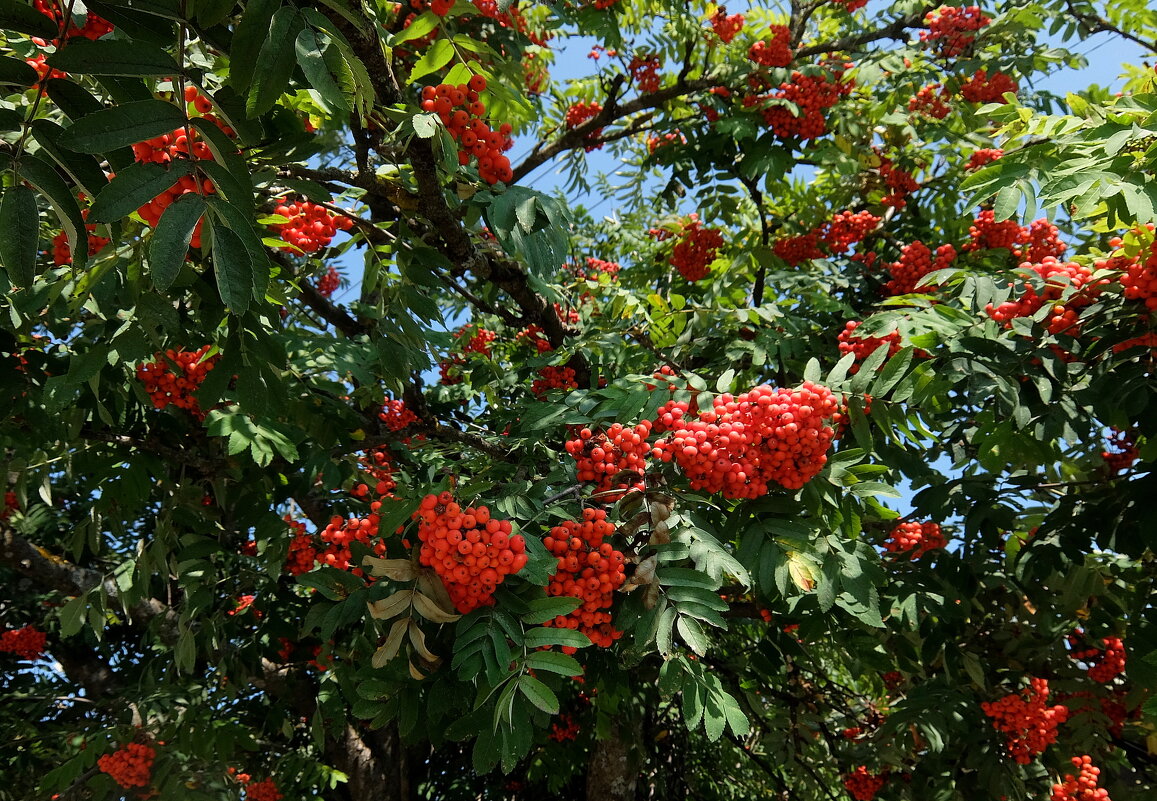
795, 10, 933, 59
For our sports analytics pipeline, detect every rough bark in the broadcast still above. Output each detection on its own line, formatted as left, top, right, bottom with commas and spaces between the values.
585, 720, 641, 801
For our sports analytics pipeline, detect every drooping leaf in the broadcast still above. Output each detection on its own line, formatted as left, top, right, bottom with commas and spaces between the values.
0, 185, 41, 288
57, 99, 187, 154
48, 39, 181, 76
89, 160, 194, 224
149, 192, 205, 290
247, 6, 304, 117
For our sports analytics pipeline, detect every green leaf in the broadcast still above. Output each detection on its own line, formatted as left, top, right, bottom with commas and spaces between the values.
58, 594, 88, 637
0, 55, 37, 86
47, 39, 181, 76
0, 0, 59, 38
149, 193, 206, 290
29, 120, 109, 198
518, 675, 559, 714
715, 368, 736, 393
392, 10, 438, 44
409, 38, 454, 84
412, 112, 439, 139
14, 153, 88, 268
229, 0, 280, 94
296, 28, 351, 114
209, 220, 255, 313
57, 99, 187, 154
520, 596, 582, 625
191, 0, 236, 27
522, 626, 591, 650
676, 615, 709, 656
247, 7, 304, 116
524, 650, 583, 676
89, 160, 194, 224
0, 185, 41, 288
993, 184, 1021, 222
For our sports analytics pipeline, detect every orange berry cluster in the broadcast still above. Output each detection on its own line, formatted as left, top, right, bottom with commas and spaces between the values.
356, 444, 399, 502
909, 82, 951, 119
654, 382, 841, 496
837, 0, 868, 10
131, 87, 233, 164
883, 240, 956, 295
1069, 634, 1127, 683
0, 625, 46, 660
628, 54, 662, 93
985, 257, 1106, 336
1101, 429, 1138, 476
571, 257, 621, 281
319, 513, 385, 575
439, 324, 497, 385
960, 69, 1018, 103
774, 231, 824, 266
24, 53, 66, 89
97, 743, 155, 789
565, 102, 605, 151
137, 174, 215, 248
284, 518, 318, 576
565, 421, 654, 495
647, 131, 686, 153
837, 321, 902, 372
819, 210, 881, 254
981, 678, 1069, 764
966, 209, 1025, 254
227, 594, 259, 617
1024, 219, 1067, 262
1051, 756, 1111, 801
670, 215, 724, 281
748, 27, 792, 68
33, 0, 113, 41
380, 398, 419, 433
316, 265, 341, 298
747, 65, 854, 140
1119, 239, 1157, 310
272, 198, 354, 254
419, 78, 515, 184
543, 510, 627, 651
966, 148, 1003, 171
549, 712, 581, 741
843, 766, 886, 801
882, 521, 946, 559
412, 492, 528, 613
51, 214, 109, 265
879, 159, 919, 208
920, 5, 991, 58
711, 8, 745, 43
135, 346, 218, 418
245, 778, 284, 801
532, 365, 578, 397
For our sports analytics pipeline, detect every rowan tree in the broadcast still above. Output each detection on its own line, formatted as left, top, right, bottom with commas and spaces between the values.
1, 1, 1157, 800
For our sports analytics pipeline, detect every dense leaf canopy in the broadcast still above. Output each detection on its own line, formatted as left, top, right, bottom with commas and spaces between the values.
2, 1, 1157, 800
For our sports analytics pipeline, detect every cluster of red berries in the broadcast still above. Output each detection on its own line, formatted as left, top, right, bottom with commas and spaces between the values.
524, 53, 548, 95
440, 324, 497, 384
774, 231, 824, 266
469, 0, 551, 46
749, 65, 854, 140
1118, 239, 1157, 309
131, 87, 233, 165
711, 8, 745, 43
33, 0, 113, 41
532, 365, 579, 397
836, 0, 869, 10
549, 712, 581, 742
565, 421, 654, 495
516, 305, 577, 354
245, 778, 284, 801
966, 209, 1026, 254
1060, 690, 1133, 738
380, 398, 419, 433
653, 382, 841, 496
412, 492, 528, 613
909, 83, 951, 119
819, 210, 881, 254
843, 766, 887, 801
985, 258, 1106, 336
228, 594, 260, 617
1112, 331, 1157, 357
1101, 429, 1138, 475
135, 346, 218, 418
571, 257, 621, 281
628, 54, 662, 93
272, 198, 354, 254
670, 215, 725, 281
137, 174, 215, 248
97, 743, 156, 789
960, 69, 1018, 103
981, 678, 1069, 764
967, 148, 1004, 171
284, 518, 318, 576
420, 78, 515, 184
51, 211, 109, 266
543, 509, 627, 650
1023, 218, 1067, 262
920, 5, 991, 58
882, 521, 946, 559
837, 321, 902, 372
355, 444, 399, 501
647, 131, 686, 153
24, 53, 66, 90
315, 265, 341, 298
1069, 633, 1127, 683
0, 625, 46, 660
883, 241, 957, 295
565, 102, 605, 151
1, 491, 17, 521
748, 27, 792, 68
1051, 756, 1111, 801
319, 513, 385, 576
879, 159, 919, 208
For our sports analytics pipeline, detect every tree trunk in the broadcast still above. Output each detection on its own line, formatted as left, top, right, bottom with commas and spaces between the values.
585, 721, 641, 801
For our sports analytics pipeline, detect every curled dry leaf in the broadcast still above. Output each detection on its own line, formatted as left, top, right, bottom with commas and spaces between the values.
417, 569, 457, 613
623, 554, 658, 593
407, 619, 438, 661
362, 556, 418, 582
367, 589, 415, 620
412, 590, 461, 623
372, 618, 409, 667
